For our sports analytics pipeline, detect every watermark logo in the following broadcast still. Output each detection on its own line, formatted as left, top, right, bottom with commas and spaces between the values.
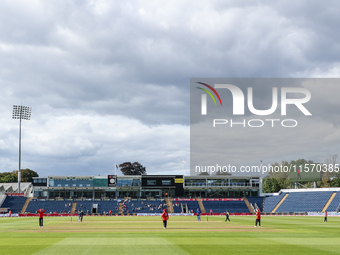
199, 83, 312, 116
196, 82, 312, 128
196, 82, 222, 115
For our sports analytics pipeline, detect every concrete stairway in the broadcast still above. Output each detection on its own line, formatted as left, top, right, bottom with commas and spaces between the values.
197, 198, 206, 213
71, 202, 77, 213
322, 192, 337, 212
21, 197, 32, 214
271, 193, 289, 213
166, 197, 174, 213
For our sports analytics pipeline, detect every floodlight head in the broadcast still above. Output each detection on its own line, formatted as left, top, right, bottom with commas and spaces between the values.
12, 105, 32, 120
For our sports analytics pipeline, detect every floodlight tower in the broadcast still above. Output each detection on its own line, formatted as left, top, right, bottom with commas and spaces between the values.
12, 105, 32, 193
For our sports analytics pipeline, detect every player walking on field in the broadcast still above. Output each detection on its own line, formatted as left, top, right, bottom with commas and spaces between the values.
225, 211, 230, 222
38, 209, 46, 228
254, 209, 261, 227
196, 208, 201, 221
78, 210, 84, 222
324, 211, 327, 222
161, 209, 169, 229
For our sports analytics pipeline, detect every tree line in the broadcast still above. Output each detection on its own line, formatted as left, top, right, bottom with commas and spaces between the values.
0, 169, 39, 183
0, 162, 147, 183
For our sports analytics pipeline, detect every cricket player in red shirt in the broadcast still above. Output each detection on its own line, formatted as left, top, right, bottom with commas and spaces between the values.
161, 209, 169, 229
254, 209, 261, 227
324, 211, 327, 222
38, 209, 46, 228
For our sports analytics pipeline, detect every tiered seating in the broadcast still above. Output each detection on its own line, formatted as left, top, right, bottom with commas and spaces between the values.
75, 201, 95, 214
25, 199, 167, 215
186, 201, 200, 213
26, 200, 70, 213
203, 201, 249, 213
171, 200, 200, 213
124, 199, 167, 214
172, 201, 182, 213
247, 197, 264, 212
263, 193, 286, 213
1, 196, 27, 213
276, 191, 333, 213
325, 192, 340, 212
95, 201, 119, 214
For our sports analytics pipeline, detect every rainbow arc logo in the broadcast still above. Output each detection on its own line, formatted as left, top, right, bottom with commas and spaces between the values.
196, 82, 222, 106
196, 82, 222, 115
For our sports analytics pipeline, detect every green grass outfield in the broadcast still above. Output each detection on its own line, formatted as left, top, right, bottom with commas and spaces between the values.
1, 215, 340, 255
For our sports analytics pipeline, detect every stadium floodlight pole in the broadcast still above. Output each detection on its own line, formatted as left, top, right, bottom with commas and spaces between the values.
12, 105, 32, 194
259, 160, 263, 196
182, 160, 186, 176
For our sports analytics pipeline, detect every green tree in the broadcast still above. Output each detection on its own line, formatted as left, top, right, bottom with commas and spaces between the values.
0, 172, 17, 183
1, 169, 38, 183
0, 172, 11, 181
19, 169, 39, 182
119, 162, 146, 175
2, 174, 17, 183
330, 178, 340, 187
265, 161, 290, 190
262, 178, 281, 193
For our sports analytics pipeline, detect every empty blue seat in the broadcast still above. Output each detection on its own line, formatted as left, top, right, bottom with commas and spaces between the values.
1, 196, 27, 213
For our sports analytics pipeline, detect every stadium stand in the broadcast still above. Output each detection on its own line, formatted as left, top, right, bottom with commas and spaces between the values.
94, 200, 119, 214
26, 200, 121, 214
247, 197, 264, 212
275, 191, 333, 213
263, 192, 287, 213
202, 200, 249, 213
123, 199, 167, 214
72, 199, 167, 214
1, 196, 27, 213
21, 199, 168, 215
74, 201, 95, 214
172, 201, 182, 213
172, 200, 200, 213
326, 192, 340, 212
185, 200, 200, 213
26, 200, 73, 214
4, 186, 340, 215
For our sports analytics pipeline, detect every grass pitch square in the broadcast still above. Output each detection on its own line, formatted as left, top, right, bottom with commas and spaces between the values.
1, 216, 340, 255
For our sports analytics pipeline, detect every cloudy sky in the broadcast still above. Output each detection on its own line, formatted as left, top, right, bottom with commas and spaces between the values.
1, 0, 340, 177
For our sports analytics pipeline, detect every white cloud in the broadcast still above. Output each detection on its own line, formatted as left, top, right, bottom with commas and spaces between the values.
3, 113, 189, 176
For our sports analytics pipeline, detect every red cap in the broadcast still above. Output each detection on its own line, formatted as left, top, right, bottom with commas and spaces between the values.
163, 209, 166, 211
